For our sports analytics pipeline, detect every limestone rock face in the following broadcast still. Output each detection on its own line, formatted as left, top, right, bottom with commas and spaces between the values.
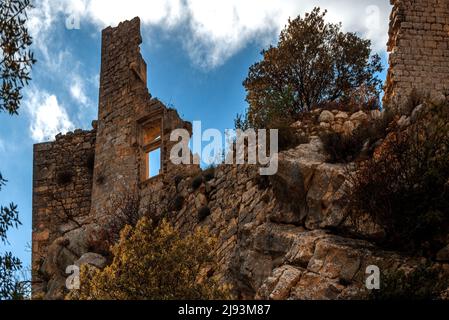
254, 228, 424, 300
271, 137, 349, 229
256, 265, 303, 300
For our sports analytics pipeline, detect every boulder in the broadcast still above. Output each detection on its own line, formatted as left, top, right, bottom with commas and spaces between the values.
194, 193, 208, 209
335, 111, 349, 120
284, 230, 329, 268
350, 111, 368, 122
331, 123, 343, 133
40, 238, 65, 278
44, 274, 67, 300
431, 92, 446, 106
253, 223, 304, 256
304, 163, 348, 229
269, 137, 326, 224
75, 252, 108, 269
320, 122, 331, 129
257, 265, 303, 300
290, 272, 344, 300
307, 237, 362, 281
319, 110, 335, 123
270, 137, 351, 229
342, 121, 355, 135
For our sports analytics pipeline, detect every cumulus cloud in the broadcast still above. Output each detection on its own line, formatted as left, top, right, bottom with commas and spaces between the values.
28, 0, 392, 69
25, 88, 75, 142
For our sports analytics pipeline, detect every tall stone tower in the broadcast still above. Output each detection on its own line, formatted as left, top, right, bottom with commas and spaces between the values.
90, 17, 151, 216
384, 0, 449, 105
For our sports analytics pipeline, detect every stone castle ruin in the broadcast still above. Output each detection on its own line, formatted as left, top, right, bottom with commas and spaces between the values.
32, 1, 449, 299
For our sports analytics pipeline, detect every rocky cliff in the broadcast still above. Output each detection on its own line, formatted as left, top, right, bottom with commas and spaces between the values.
36, 106, 449, 300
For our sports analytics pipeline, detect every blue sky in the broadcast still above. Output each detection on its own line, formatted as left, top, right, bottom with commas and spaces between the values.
0, 0, 391, 275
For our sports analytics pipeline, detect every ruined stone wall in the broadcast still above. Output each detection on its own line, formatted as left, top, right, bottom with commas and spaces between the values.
32, 129, 96, 293
32, 18, 192, 298
90, 17, 191, 218
384, 0, 449, 106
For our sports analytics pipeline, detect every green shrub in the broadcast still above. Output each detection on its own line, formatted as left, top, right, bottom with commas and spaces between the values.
71, 217, 232, 300
371, 265, 448, 300
242, 7, 382, 128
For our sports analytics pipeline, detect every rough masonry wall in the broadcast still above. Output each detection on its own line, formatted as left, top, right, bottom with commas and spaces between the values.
384, 0, 449, 105
32, 129, 96, 293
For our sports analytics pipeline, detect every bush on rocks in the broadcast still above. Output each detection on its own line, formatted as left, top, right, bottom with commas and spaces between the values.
348, 102, 449, 254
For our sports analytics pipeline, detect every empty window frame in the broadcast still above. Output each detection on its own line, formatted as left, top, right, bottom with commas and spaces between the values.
141, 120, 162, 180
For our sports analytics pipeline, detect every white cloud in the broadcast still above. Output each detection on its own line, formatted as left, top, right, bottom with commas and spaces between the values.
0, 138, 5, 152
25, 88, 75, 142
70, 76, 90, 106
28, 0, 392, 69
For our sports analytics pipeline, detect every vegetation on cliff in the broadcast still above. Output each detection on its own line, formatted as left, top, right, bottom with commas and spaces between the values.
349, 100, 449, 255
236, 7, 383, 130
70, 217, 232, 300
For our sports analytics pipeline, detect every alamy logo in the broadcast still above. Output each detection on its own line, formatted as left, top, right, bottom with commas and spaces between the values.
65, 14, 80, 30
170, 121, 279, 175
365, 265, 380, 290
66, 265, 80, 290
